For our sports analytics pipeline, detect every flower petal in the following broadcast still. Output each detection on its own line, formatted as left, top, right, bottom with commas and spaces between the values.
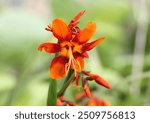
86, 98, 110, 106
94, 75, 110, 89
74, 74, 80, 86
38, 42, 60, 53
52, 18, 71, 41
84, 84, 92, 98
87, 73, 111, 89
73, 56, 84, 72
77, 22, 96, 44
69, 10, 85, 28
81, 52, 89, 58
50, 56, 68, 80
83, 79, 92, 98
82, 37, 105, 52
57, 99, 62, 106
86, 99, 96, 106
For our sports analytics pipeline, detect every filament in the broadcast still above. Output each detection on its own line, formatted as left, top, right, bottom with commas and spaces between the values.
65, 46, 81, 75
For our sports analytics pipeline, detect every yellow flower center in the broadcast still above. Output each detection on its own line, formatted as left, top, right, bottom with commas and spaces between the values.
60, 41, 82, 57
60, 41, 82, 75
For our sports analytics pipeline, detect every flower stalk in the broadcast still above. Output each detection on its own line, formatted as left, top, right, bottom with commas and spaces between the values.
57, 72, 74, 97
47, 79, 57, 106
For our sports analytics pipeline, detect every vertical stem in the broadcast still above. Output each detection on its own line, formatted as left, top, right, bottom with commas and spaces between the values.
130, 0, 149, 96
47, 79, 57, 106
57, 72, 74, 97
47, 53, 58, 106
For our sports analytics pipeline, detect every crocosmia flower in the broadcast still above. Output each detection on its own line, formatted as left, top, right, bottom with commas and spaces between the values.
38, 10, 105, 80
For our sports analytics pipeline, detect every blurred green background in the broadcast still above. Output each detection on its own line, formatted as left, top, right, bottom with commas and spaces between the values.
0, 0, 150, 106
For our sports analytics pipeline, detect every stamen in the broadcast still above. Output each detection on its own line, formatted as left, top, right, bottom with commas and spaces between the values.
65, 47, 73, 73
76, 60, 81, 71
64, 44, 82, 75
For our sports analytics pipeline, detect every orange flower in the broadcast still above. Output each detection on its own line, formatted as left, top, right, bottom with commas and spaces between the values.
83, 71, 111, 89
38, 10, 105, 80
75, 93, 110, 106
73, 71, 110, 98
82, 78, 92, 98
86, 98, 110, 106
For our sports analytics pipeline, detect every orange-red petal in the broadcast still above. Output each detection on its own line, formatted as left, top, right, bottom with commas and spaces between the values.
83, 82, 92, 98
82, 37, 105, 52
77, 22, 96, 44
86, 99, 96, 106
88, 74, 111, 89
52, 18, 71, 41
38, 42, 60, 53
86, 98, 110, 106
69, 10, 85, 28
73, 56, 84, 72
81, 52, 89, 58
74, 74, 80, 86
57, 99, 63, 106
50, 56, 68, 80
94, 75, 110, 89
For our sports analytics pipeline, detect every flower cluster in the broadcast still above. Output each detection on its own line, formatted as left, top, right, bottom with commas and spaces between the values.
76, 71, 110, 98
56, 93, 110, 106
38, 10, 111, 106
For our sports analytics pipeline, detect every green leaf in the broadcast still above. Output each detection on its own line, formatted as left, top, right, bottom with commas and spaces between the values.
47, 79, 57, 106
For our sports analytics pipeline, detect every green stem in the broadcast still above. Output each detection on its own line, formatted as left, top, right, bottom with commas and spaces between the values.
47, 79, 57, 106
57, 72, 74, 97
